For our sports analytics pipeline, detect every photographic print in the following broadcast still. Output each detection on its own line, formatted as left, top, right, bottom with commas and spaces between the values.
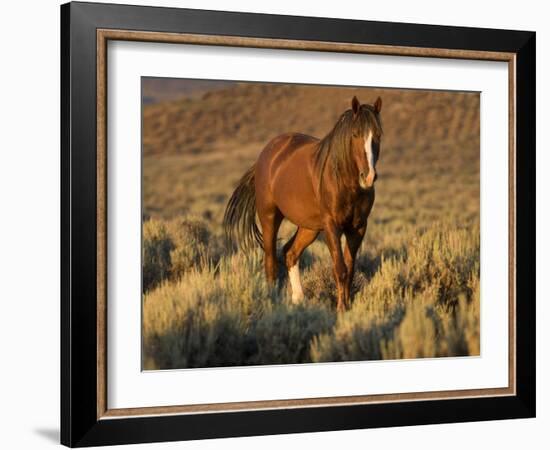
141, 78, 480, 370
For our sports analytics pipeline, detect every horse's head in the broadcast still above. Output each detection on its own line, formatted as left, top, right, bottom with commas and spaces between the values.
349, 96, 382, 190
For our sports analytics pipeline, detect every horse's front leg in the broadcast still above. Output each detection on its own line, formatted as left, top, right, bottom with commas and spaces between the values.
343, 225, 367, 308
323, 221, 348, 311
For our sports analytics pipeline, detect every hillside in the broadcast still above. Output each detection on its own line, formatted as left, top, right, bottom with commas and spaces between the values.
142, 82, 479, 157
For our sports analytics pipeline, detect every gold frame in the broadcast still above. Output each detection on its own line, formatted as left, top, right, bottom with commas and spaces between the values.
96, 29, 516, 420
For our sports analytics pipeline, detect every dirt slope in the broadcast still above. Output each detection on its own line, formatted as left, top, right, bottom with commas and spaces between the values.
143, 82, 479, 157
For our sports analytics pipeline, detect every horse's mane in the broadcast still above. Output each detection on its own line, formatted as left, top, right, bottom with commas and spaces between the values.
315, 105, 383, 189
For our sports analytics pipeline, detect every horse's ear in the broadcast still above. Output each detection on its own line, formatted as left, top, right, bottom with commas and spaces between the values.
374, 96, 382, 114
352, 96, 360, 115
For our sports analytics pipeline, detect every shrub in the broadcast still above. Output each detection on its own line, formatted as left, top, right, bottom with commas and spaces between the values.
438, 274, 480, 357
302, 263, 337, 305
165, 217, 214, 279
216, 250, 277, 323
302, 261, 368, 308
142, 217, 224, 293
249, 304, 335, 365
142, 268, 246, 369
310, 303, 405, 362
402, 225, 480, 309
381, 291, 440, 360
142, 219, 174, 292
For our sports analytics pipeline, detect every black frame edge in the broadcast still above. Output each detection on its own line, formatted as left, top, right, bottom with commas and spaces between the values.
60, 2, 536, 447
69, 1, 534, 52
514, 32, 536, 418
62, 2, 101, 446
60, 2, 71, 447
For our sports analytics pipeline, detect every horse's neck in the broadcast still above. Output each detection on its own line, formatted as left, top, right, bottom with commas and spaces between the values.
317, 149, 362, 201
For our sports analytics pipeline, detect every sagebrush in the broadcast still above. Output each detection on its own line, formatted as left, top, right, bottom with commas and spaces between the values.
142, 218, 479, 369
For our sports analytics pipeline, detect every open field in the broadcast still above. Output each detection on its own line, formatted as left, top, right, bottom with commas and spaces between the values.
142, 80, 480, 369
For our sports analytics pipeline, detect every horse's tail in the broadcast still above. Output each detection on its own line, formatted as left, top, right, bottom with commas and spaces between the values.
223, 165, 263, 251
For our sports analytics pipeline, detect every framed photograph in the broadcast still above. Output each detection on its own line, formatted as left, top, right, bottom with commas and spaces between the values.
61, 1, 535, 447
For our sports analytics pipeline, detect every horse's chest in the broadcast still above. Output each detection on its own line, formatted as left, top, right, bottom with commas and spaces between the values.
337, 191, 374, 228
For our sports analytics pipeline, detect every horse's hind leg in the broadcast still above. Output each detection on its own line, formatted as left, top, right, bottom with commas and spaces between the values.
258, 208, 283, 285
283, 227, 319, 303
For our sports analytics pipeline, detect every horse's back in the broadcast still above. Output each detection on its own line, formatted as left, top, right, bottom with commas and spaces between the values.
260, 132, 318, 159
256, 132, 318, 183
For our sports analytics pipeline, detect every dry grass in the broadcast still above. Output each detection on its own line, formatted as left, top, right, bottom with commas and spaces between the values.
141, 80, 480, 369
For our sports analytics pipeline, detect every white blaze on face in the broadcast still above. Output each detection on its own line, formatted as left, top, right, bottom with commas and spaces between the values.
364, 131, 376, 186
288, 264, 304, 303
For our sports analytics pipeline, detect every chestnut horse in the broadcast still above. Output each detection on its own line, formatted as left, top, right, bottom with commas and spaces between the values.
223, 96, 382, 311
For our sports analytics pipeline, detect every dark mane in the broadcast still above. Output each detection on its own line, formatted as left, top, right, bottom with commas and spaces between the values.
315, 105, 383, 188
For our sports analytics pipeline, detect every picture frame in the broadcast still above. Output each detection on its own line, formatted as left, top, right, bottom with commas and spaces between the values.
60, 1, 535, 447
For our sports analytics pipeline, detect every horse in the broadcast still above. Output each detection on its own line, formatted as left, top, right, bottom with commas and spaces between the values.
223, 96, 382, 311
